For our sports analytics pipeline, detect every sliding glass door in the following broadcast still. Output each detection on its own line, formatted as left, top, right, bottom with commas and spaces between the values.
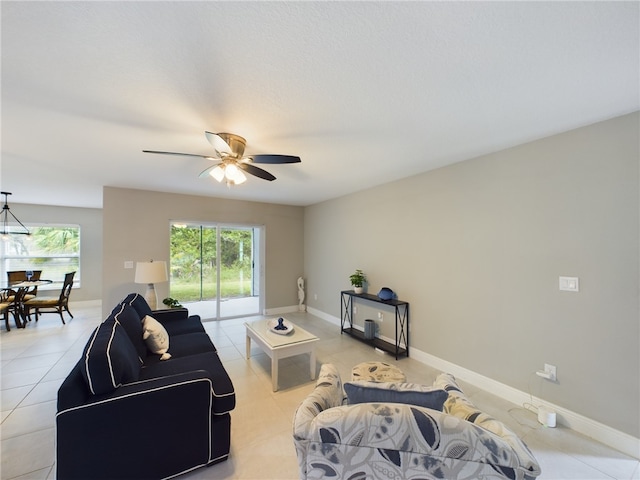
169, 223, 262, 319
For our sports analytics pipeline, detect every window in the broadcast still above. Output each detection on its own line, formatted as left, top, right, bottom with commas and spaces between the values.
1, 225, 80, 288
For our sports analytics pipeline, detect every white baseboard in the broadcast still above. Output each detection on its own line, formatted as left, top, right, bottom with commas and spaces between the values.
410, 348, 640, 460
264, 305, 301, 315
304, 307, 639, 459
69, 299, 101, 309
306, 307, 340, 325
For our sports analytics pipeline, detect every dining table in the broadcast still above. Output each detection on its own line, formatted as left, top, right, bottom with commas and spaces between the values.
1, 279, 53, 328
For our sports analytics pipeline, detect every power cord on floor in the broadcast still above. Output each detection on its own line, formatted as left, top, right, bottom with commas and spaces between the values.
525, 370, 541, 414
507, 372, 544, 429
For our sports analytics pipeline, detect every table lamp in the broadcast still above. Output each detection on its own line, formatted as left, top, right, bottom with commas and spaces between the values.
134, 260, 168, 310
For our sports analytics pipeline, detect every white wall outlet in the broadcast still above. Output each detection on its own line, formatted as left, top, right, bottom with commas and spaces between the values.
377, 311, 383, 322
353, 306, 357, 314
559, 276, 579, 292
535, 363, 557, 381
124, 261, 134, 269
314, 293, 317, 301
544, 363, 557, 381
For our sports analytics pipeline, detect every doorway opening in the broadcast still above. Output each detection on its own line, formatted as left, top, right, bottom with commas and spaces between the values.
169, 222, 263, 320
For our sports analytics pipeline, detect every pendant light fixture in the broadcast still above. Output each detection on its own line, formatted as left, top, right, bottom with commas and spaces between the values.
1, 192, 30, 239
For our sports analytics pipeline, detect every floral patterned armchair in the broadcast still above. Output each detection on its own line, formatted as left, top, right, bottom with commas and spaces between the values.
293, 364, 541, 480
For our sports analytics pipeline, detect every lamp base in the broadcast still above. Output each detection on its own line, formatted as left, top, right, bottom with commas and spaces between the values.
144, 283, 158, 310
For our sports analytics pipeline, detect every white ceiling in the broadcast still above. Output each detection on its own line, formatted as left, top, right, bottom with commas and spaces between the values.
2, 1, 638, 209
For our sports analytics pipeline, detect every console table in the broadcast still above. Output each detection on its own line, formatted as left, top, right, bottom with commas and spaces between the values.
340, 290, 409, 359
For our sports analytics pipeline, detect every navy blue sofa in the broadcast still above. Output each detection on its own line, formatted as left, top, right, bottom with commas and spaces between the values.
56, 293, 235, 479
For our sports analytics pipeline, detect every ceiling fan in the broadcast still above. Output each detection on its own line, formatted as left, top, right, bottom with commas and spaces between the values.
143, 132, 301, 186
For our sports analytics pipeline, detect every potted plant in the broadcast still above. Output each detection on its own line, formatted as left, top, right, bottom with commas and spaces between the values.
349, 269, 367, 294
162, 297, 183, 309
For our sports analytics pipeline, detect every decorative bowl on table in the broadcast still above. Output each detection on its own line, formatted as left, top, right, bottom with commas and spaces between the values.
268, 317, 294, 335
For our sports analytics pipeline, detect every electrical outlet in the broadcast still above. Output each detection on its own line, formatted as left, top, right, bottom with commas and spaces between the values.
544, 363, 557, 382
353, 306, 357, 314
377, 311, 383, 322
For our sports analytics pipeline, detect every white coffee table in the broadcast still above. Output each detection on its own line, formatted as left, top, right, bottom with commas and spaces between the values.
245, 318, 319, 391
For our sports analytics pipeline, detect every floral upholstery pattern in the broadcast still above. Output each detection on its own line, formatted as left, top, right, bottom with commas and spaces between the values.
351, 361, 406, 382
293, 365, 541, 480
293, 363, 346, 477
434, 373, 540, 477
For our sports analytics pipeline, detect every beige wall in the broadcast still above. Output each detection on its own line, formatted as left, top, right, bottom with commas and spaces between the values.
9, 203, 102, 302
304, 112, 639, 437
102, 187, 304, 318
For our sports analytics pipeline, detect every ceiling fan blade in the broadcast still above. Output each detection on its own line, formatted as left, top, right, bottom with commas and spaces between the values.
248, 154, 301, 164
143, 150, 217, 160
198, 164, 222, 178
238, 163, 276, 181
204, 132, 231, 156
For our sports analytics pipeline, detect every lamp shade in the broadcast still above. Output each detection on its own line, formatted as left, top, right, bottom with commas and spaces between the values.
134, 261, 168, 284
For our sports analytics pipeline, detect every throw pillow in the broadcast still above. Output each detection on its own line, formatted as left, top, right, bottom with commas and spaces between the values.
122, 293, 153, 319
111, 303, 147, 360
142, 315, 171, 360
81, 318, 141, 395
344, 381, 448, 411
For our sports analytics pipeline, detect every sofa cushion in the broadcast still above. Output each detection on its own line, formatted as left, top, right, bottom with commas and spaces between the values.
111, 303, 147, 361
159, 313, 206, 336
80, 317, 142, 395
139, 351, 235, 414
351, 361, 406, 382
344, 380, 448, 411
121, 293, 153, 320
143, 332, 216, 366
142, 315, 171, 360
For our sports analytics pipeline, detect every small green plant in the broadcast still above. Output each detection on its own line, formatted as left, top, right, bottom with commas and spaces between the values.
349, 269, 367, 288
162, 297, 183, 308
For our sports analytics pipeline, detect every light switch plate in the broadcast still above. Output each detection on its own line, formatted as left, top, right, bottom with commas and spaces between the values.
124, 261, 134, 269
559, 276, 579, 292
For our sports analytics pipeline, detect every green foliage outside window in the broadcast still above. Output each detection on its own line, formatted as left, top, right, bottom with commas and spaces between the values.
32, 227, 79, 254
1, 226, 80, 285
169, 225, 253, 302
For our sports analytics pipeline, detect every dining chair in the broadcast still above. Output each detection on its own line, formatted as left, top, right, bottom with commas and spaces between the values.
7, 270, 43, 301
23, 272, 75, 325
4, 287, 30, 329
0, 290, 12, 331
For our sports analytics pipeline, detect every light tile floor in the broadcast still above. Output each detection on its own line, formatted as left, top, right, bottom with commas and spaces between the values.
1, 303, 638, 479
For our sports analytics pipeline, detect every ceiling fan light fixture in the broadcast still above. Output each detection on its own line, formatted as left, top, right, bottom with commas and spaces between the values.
224, 163, 247, 185
210, 165, 225, 182
224, 163, 240, 180
145, 131, 300, 186
233, 170, 247, 185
